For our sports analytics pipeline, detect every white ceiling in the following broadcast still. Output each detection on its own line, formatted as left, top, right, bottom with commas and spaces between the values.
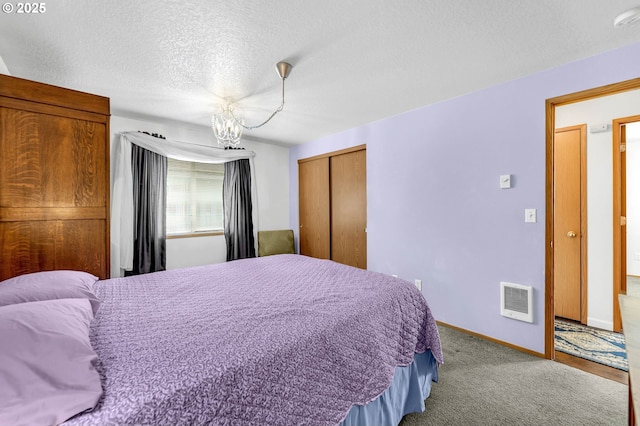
2, 1, 640, 146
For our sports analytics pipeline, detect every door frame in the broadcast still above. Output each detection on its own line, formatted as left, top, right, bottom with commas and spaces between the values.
545, 77, 640, 359
613, 115, 640, 332
553, 124, 588, 325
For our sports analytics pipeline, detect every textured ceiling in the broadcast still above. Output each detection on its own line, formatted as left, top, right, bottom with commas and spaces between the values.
2, 1, 640, 145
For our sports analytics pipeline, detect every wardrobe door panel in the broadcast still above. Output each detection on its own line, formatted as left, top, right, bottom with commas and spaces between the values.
0, 220, 105, 279
331, 150, 367, 269
0, 221, 56, 277
0, 108, 106, 208
54, 220, 107, 275
0, 75, 110, 281
299, 158, 330, 259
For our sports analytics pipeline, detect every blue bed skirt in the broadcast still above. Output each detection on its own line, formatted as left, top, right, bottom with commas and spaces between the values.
341, 351, 439, 426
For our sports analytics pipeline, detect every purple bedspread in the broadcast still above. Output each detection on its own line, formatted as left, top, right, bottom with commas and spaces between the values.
64, 254, 442, 425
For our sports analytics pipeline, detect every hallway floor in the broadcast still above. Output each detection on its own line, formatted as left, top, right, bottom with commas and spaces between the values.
628, 275, 640, 297
552, 276, 640, 383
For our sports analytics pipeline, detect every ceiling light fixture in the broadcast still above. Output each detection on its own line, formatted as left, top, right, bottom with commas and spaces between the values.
614, 6, 640, 27
212, 61, 292, 147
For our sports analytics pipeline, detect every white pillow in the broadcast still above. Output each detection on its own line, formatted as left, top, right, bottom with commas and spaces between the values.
0, 298, 102, 425
0, 270, 100, 315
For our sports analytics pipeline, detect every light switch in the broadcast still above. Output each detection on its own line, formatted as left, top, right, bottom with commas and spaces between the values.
500, 175, 511, 189
525, 208, 536, 223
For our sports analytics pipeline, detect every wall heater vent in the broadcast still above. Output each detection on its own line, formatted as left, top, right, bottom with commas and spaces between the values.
500, 282, 533, 323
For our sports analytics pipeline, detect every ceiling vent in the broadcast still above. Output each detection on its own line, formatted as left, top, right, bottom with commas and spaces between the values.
500, 282, 533, 323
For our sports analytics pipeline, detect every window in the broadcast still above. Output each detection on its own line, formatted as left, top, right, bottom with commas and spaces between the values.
166, 158, 224, 236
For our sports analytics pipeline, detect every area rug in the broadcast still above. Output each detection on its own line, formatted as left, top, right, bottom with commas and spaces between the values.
555, 319, 628, 371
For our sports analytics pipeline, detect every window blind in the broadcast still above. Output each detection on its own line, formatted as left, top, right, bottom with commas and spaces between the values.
166, 158, 224, 235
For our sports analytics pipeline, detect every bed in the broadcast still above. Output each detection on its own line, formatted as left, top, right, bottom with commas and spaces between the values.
0, 254, 442, 425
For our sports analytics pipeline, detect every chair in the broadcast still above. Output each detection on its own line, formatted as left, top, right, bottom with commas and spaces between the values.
257, 230, 295, 257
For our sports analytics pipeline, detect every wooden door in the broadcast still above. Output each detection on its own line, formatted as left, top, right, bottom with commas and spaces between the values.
621, 124, 627, 298
330, 149, 367, 269
554, 125, 587, 322
298, 157, 330, 259
613, 116, 640, 332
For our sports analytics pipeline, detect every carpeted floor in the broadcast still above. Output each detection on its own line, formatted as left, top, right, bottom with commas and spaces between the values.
399, 325, 627, 426
554, 318, 628, 371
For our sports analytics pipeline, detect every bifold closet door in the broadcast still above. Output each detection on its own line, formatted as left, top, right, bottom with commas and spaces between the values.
331, 149, 366, 269
298, 146, 367, 268
298, 157, 330, 259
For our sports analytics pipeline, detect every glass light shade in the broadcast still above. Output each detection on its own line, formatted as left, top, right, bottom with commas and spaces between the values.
211, 61, 292, 146
212, 107, 243, 147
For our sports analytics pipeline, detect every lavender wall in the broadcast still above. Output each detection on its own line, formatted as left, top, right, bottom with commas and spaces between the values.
289, 42, 640, 354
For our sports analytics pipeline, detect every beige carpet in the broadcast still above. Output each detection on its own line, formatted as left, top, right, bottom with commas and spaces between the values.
399, 325, 627, 426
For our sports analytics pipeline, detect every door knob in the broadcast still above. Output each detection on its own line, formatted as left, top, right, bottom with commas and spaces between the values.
567, 231, 577, 238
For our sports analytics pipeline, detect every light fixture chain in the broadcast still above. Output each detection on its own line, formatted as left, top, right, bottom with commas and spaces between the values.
230, 77, 286, 130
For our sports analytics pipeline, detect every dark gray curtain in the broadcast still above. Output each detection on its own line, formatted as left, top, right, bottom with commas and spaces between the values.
128, 144, 167, 275
223, 159, 256, 261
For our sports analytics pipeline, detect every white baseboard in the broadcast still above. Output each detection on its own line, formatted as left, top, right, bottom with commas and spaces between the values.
587, 317, 613, 331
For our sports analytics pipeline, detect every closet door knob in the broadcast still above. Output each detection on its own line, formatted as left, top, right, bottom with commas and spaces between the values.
567, 231, 577, 238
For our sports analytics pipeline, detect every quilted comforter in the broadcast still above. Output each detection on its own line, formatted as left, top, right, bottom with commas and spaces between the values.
65, 254, 442, 425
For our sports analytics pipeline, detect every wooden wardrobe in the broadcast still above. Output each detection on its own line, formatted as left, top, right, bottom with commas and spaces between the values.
298, 145, 366, 269
0, 75, 111, 280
